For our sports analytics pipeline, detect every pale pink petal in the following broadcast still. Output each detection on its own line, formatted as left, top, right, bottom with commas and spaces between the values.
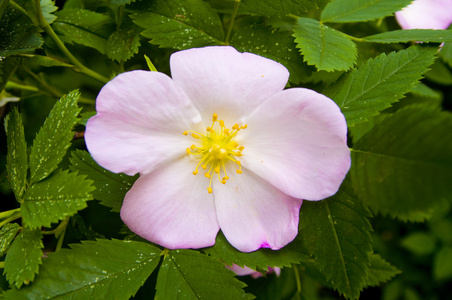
85, 70, 203, 175
170, 46, 289, 125
396, 0, 452, 30
214, 168, 302, 253
226, 264, 258, 276
238, 88, 350, 200
120, 157, 219, 249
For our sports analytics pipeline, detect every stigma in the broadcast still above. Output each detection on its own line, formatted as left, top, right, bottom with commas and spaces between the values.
183, 113, 246, 193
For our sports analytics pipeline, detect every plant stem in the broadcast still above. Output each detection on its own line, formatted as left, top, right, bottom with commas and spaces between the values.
32, 0, 108, 83
0, 212, 21, 228
225, 0, 240, 45
293, 264, 302, 293
0, 208, 20, 219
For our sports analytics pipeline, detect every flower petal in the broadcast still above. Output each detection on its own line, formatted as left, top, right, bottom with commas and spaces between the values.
214, 168, 302, 253
170, 46, 289, 125
120, 157, 220, 249
395, 0, 452, 30
239, 88, 350, 200
85, 70, 203, 175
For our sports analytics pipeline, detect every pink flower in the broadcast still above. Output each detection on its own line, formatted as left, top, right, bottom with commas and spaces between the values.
84, 46, 350, 252
395, 0, 452, 30
226, 264, 281, 279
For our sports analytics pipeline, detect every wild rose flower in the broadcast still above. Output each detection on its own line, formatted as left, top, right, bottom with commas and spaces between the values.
226, 264, 281, 279
395, 0, 452, 30
84, 46, 350, 252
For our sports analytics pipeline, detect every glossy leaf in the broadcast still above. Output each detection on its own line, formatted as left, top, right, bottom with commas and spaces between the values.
131, 0, 224, 50
232, 25, 311, 83
4, 228, 43, 289
0, 223, 20, 256
156, 249, 252, 300
294, 18, 357, 72
3, 239, 161, 299
106, 21, 141, 62
4, 108, 28, 199
21, 169, 94, 228
29, 90, 81, 183
240, 0, 329, 17
321, 0, 412, 23
365, 254, 401, 287
351, 106, 452, 221
363, 29, 452, 43
69, 150, 136, 212
297, 179, 373, 300
324, 45, 438, 126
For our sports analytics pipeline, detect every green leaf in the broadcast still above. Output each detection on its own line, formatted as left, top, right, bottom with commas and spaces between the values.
24, 54, 73, 68
297, 178, 373, 300
365, 254, 401, 287
400, 232, 437, 255
321, 0, 412, 23
110, 0, 136, 4
0, 2, 43, 56
21, 169, 94, 228
232, 25, 311, 84
3, 239, 161, 299
0, 57, 19, 92
40, 0, 58, 24
410, 83, 441, 100
433, 246, 452, 281
351, 106, 452, 221
131, 0, 224, 50
69, 150, 136, 212
362, 29, 452, 43
240, 0, 329, 18
29, 90, 81, 183
203, 231, 309, 273
0, 223, 20, 256
156, 249, 252, 300
4, 108, 28, 199
293, 18, 357, 72
4, 228, 43, 289
324, 45, 438, 127
440, 42, 452, 68
53, 8, 114, 54
106, 20, 141, 62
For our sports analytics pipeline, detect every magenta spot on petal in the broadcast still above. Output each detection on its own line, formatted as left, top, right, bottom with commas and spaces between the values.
260, 242, 271, 248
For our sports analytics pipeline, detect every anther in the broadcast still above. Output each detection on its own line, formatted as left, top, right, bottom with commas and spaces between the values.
191, 133, 200, 139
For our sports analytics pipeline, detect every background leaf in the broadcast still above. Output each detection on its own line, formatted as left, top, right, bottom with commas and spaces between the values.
106, 20, 141, 62
131, 0, 224, 50
2, 239, 161, 300
293, 18, 357, 72
297, 179, 373, 300
365, 254, 401, 287
321, 0, 412, 23
21, 169, 94, 228
156, 249, 252, 300
362, 30, 452, 44
240, 0, 329, 18
4, 108, 28, 199
4, 228, 43, 289
324, 45, 438, 126
29, 90, 81, 183
351, 106, 452, 221
0, 223, 20, 257
232, 25, 311, 83
69, 150, 136, 212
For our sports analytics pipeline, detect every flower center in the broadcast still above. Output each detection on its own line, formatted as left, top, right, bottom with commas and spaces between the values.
183, 113, 247, 193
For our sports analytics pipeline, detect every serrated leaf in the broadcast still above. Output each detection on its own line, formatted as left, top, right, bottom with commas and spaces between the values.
21, 169, 94, 228
40, 0, 58, 24
293, 18, 357, 72
297, 179, 373, 300
203, 231, 309, 273
3, 239, 161, 299
240, 0, 329, 18
4, 108, 28, 199
156, 249, 252, 300
0, 223, 20, 256
365, 254, 401, 287
0, 2, 43, 56
69, 150, 136, 212
362, 29, 452, 43
351, 106, 452, 221
53, 8, 114, 54
29, 90, 81, 183
106, 20, 141, 62
324, 45, 438, 127
4, 228, 43, 289
131, 0, 224, 50
231, 25, 311, 84
321, 0, 412, 23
